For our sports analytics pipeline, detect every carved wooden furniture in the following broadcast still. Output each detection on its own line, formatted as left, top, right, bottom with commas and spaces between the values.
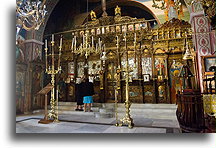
176, 57, 206, 132
37, 83, 54, 124
51, 8, 193, 104
176, 90, 205, 132
202, 65, 216, 133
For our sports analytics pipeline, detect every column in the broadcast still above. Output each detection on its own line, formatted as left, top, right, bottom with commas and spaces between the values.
190, 2, 213, 92
24, 37, 44, 113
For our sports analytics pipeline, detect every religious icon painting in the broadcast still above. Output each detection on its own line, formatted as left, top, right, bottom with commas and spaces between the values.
158, 32, 163, 40
128, 24, 134, 31
88, 60, 101, 75
204, 56, 216, 72
143, 74, 150, 82
110, 26, 115, 33
122, 25, 127, 32
164, 31, 168, 39
77, 62, 85, 77
97, 28, 101, 35
142, 57, 152, 77
140, 23, 146, 29
135, 24, 140, 30
170, 30, 175, 38
158, 85, 165, 97
106, 27, 110, 33
91, 29, 95, 35
176, 30, 181, 38
68, 62, 75, 75
116, 26, 121, 32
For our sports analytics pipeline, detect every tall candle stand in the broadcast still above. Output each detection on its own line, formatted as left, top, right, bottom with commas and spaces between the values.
118, 33, 134, 129
44, 34, 62, 122
114, 35, 120, 126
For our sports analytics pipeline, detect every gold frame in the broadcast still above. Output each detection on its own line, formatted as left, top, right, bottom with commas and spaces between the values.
202, 55, 216, 76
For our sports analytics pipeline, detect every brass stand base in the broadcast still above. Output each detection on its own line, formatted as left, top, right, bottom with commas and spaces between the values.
38, 119, 54, 124
115, 123, 120, 127
119, 117, 134, 129
54, 119, 60, 123
118, 101, 134, 129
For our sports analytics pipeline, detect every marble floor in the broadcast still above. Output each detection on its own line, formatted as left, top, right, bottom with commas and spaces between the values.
16, 112, 181, 133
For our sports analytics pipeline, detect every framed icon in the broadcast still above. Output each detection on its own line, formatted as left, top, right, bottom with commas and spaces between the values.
116, 26, 121, 32
135, 24, 140, 30
204, 56, 216, 72
128, 25, 134, 31
106, 27, 110, 33
122, 25, 127, 32
96, 28, 101, 35
91, 29, 95, 35
143, 74, 150, 82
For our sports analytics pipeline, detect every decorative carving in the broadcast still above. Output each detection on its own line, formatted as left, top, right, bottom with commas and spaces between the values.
159, 18, 191, 29
115, 5, 121, 16
46, 7, 193, 105
200, 0, 215, 28
90, 10, 97, 21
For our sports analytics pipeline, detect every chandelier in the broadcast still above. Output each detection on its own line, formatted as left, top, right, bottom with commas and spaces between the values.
16, 0, 47, 36
72, 33, 104, 59
71, 0, 105, 59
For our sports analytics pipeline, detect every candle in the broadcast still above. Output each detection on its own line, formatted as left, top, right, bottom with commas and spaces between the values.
115, 89, 117, 102
52, 34, 54, 42
45, 39, 47, 48
60, 36, 62, 48
92, 36, 94, 47
96, 43, 98, 51
74, 36, 76, 49
99, 38, 101, 48
103, 44, 106, 51
71, 37, 74, 50
134, 33, 136, 43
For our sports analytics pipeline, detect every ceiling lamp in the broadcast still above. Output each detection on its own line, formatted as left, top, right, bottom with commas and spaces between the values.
16, 0, 47, 36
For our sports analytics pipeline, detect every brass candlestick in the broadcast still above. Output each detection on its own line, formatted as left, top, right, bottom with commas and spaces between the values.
44, 34, 62, 122
118, 33, 134, 129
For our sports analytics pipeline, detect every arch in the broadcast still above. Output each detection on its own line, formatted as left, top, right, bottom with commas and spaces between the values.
40, 0, 161, 40
83, 0, 160, 25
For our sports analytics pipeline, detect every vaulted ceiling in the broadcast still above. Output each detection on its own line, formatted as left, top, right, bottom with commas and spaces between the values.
44, 0, 159, 35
